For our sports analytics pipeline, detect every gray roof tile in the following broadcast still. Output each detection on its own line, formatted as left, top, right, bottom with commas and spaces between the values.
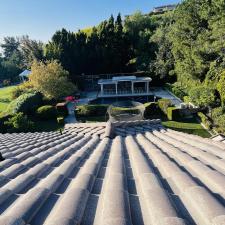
0, 119, 225, 225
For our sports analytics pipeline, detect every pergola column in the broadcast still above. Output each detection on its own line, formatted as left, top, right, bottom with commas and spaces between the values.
101, 84, 104, 95
131, 81, 134, 94
146, 82, 149, 93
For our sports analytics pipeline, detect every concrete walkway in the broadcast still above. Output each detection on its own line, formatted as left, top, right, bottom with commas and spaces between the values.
150, 87, 183, 107
65, 102, 77, 124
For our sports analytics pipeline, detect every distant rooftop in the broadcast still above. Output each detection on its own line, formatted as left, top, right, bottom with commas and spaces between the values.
153, 4, 177, 13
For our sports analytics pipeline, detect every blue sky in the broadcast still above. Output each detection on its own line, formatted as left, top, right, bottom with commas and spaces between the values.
0, 0, 180, 43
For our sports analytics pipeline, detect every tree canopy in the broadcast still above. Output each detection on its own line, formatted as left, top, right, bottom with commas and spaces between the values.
29, 60, 76, 100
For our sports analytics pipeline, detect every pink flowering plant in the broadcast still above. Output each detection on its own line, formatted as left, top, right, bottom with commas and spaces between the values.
65, 96, 79, 103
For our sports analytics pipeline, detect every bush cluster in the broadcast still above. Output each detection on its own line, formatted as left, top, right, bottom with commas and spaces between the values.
36, 105, 57, 120
76, 104, 108, 117
4, 113, 34, 133
167, 107, 181, 121
197, 112, 212, 129
158, 99, 172, 115
211, 107, 225, 133
171, 86, 186, 100
7, 92, 43, 115
56, 104, 69, 117
144, 102, 160, 118
0, 114, 13, 133
165, 83, 186, 100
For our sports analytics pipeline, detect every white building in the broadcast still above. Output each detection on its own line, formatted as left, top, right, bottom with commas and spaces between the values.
98, 75, 152, 97
19, 70, 31, 82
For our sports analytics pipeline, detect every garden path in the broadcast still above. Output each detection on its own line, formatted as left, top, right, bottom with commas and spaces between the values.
65, 102, 77, 124
151, 87, 183, 107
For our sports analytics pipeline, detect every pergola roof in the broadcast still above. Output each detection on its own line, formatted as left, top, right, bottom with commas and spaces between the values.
98, 76, 152, 85
19, 70, 31, 77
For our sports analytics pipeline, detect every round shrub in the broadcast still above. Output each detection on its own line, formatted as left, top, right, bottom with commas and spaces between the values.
7, 92, 43, 115
36, 105, 57, 120
158, 98, 173, 115
76, 104, 108, 117
4, 113, 34, 133
144, 102, 161, 118
0, 114, 13, 133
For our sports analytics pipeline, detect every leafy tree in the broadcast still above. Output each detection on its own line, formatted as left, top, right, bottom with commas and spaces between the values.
1, 37, 20, 59
124, 11, 158, 71
150, 12, 175, 82
188, 86, 215, 107
20, 36, 44, 67
217, 70, 225, 107
29, 60, 76, 100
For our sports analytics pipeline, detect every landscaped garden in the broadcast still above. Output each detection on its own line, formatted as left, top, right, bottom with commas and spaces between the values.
0, 86, 16, 113
75, 99, 211, 138
0, 61, 75, 133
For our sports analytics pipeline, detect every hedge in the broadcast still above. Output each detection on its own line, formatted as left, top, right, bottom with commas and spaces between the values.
144, 102, 160, 118
56, 103, 68, 117
76, 104, 108, 117
4, 113, 34, 133
158, 99, 172, 115
197, 112, 212, 129
36, 105, 57, 120
0, 114, 13, 133
7, 92, 43, 115
167, 107, 181, 121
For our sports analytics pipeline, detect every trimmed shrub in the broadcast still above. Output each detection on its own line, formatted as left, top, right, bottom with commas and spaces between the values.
197, 112, 212, 129
56, 103, 68, 117
158, 99, 172, 115
0, 114, 13, 133
76, 104, 108, 117
4, 113, 34, 133
167, 107, 181, 121
144, 102, 161, 118
7, 92, 43, 115
36, 105, 57, 120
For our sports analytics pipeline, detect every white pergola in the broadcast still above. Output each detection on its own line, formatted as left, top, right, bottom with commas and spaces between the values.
98, 76, 152, 97
19, 70, 31, 82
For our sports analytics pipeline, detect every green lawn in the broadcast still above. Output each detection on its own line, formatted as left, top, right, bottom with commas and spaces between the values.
0, 86, 16, 113
76, 113, 210, 138
162, 118, 211, 138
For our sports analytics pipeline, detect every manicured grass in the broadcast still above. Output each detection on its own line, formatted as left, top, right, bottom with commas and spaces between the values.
0, 86, 16, 112
162, 119, 211, 138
